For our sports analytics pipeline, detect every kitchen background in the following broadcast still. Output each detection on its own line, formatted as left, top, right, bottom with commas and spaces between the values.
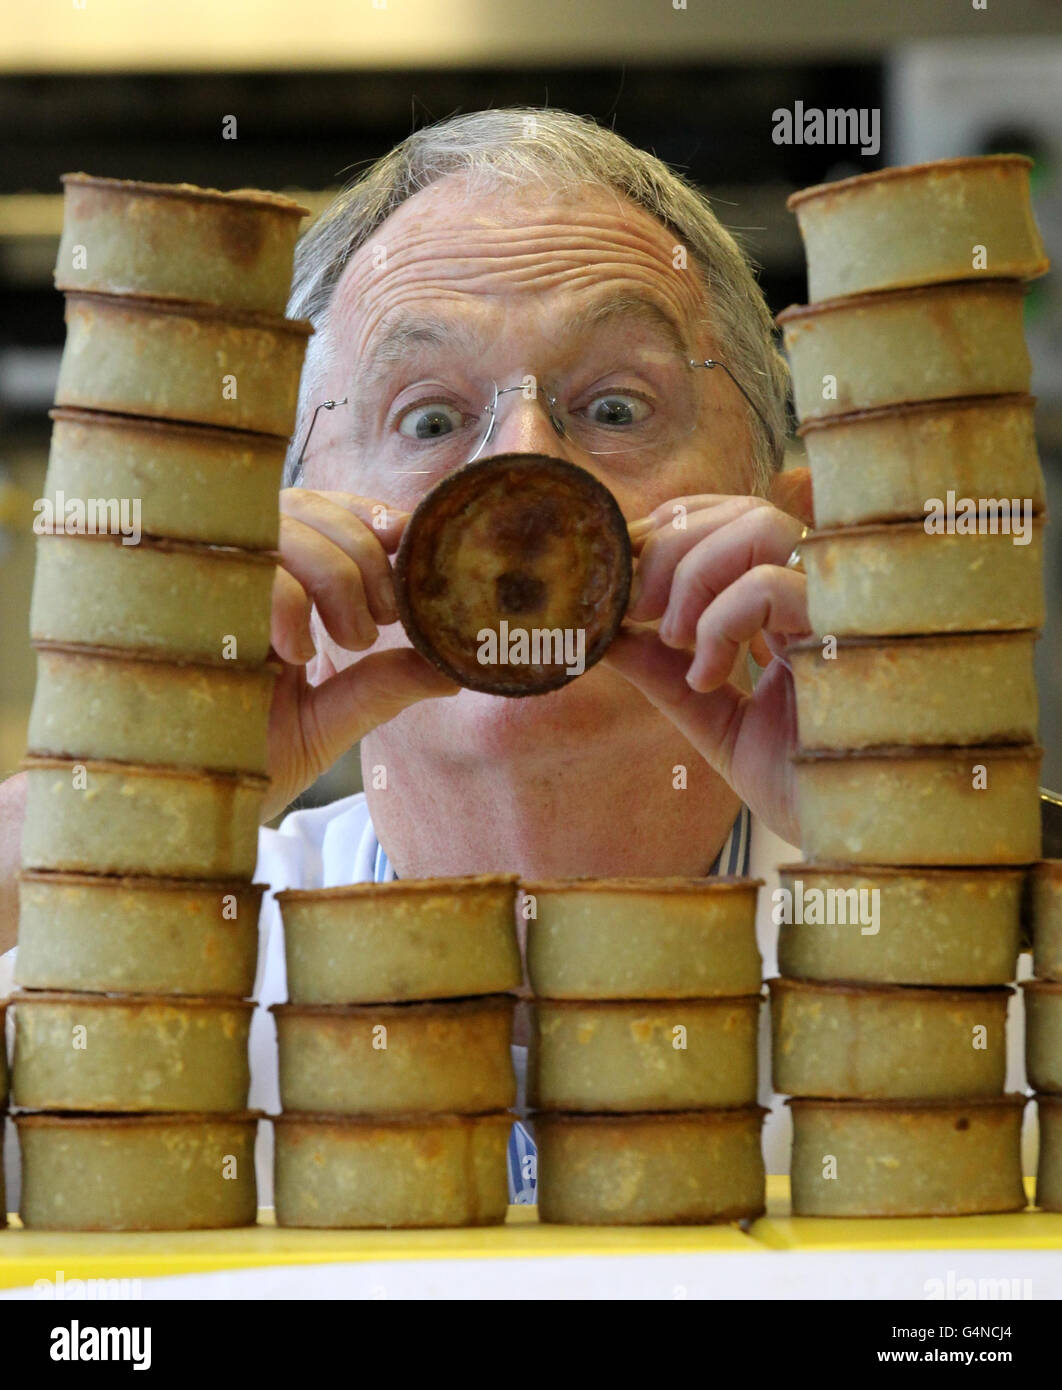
1, 0, 1059, 812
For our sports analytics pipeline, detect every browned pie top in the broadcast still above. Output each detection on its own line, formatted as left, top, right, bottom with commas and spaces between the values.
786, 154, 1034, 210
535, 995, 763, 1010
534, 1106, 768, 1126
776, 277, 1024, 326
800, 516, 1044, 545
775, 861, 1026, 882
277, 874, 519, 905
273, 1110, 515, 1129
64, 290, 313, 336
786, 632, 1037, 656
12, 990, 254, 1010
19, 869, 267, 893
20, 754, 270, 789
394, 453, 632, 696
787, 1094, 1027, 1114
16, 1110, 264, 1127
796, 392, 1036, 435
769, 977, 1012, 1002
33, 640, 281, 675
61, 171, 310, 217
793, 743, 1042, 765
271, 994, 516, 1019
521, 875, 762, 894
48, 405, 290, 451
31, 529, 280, 563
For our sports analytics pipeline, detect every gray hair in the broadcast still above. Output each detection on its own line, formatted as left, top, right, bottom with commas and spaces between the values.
285, 106, 790, 491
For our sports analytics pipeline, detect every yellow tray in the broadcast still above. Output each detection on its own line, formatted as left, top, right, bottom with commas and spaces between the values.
752, 1176, 1062, 1251
0, 1203, 759, 1291
1, 1178, 1059, 1289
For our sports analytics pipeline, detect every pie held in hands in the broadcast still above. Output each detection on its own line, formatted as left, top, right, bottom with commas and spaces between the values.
395, 453, 631, 696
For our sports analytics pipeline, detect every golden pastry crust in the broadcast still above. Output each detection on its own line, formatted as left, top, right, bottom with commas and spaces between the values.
60, 171, 309, 214
395, 453, 632, 695
20, 752, 269, 788
534, 1107, 767, 1225
793, 742, 1042, 765
786, 153, 1036, 208
788, 1095, 1027, 1217
276, 873, 518, 903
796, 391, 1037, 436
520, 874, 761, 894
273, 1111, 512, 1229
17, 1110, 261, 1231
63, 288, 312, 335
776, 277, 1023, 326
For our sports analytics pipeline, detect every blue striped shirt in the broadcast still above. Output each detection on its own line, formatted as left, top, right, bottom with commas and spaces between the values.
367, 805, 753, 1204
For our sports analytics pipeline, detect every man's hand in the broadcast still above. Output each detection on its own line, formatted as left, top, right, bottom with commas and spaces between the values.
263, 488, 459, 819
603, 492, 811, 847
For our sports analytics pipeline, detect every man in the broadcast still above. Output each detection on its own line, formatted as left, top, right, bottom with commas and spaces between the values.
250, 105, 812, 1201
0, 105, 813, 1202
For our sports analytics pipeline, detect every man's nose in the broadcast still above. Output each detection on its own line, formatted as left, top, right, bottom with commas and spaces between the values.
488, 394, 570, 461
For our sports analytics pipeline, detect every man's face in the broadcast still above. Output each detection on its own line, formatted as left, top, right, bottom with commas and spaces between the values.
303, 173, 757, 755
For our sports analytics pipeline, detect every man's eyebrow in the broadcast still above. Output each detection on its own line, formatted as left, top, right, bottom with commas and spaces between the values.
356, 316, 482, 394
556, 294, 692, 357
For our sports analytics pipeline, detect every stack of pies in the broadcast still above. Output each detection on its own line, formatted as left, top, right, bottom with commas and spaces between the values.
13, 174, 310, 1230
773, 156, 1048, 1217
271, 877, 521, 1227
1028, 863, 1062, 1211
525, 878, 766, 1224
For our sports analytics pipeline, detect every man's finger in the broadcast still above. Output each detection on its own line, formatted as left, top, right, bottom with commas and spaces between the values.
283, 489, 410, 550
659, 506, 806, 646
629, 497, 772, 622
280, 489, 398, 624
687, 565, 811, 692
278, 515, 379, 652
270, 566, 315, 665
297, 648, 460, 773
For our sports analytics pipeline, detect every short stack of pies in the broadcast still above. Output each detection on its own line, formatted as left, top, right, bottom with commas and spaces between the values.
526, 878, 765, 1224
12, 174, 310, 1230
271, 877, 521, 1227
1028, 863, 1062, 1211
774, 156, 1048, 1217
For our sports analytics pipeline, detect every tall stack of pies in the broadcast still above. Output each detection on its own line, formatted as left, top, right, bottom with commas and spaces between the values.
526, 879, 766, 1224
271, 878, 521, 1228
775, 156, 1048, 1217
13, 174, 310, 1230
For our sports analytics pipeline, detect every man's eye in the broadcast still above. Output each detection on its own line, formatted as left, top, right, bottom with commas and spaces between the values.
583, 393, 652, 428
397, 401, 465, 440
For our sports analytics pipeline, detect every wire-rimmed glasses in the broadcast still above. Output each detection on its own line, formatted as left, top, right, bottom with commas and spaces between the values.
294, 355, 770, 477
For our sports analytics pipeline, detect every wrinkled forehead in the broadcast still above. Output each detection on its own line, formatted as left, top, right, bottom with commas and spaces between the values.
324, 174, 712, 365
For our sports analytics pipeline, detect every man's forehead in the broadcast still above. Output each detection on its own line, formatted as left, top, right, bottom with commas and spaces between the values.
328, 177, 708, 367
358, 172, 674, 250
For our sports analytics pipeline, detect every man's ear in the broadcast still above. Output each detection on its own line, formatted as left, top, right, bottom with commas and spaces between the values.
768, 464, 814, 528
